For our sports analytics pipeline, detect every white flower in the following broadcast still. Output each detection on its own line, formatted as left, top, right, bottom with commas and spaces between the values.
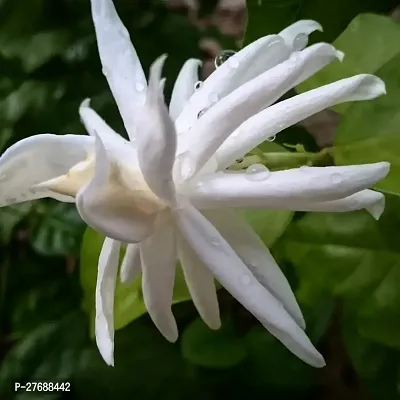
0, 0, 390, 369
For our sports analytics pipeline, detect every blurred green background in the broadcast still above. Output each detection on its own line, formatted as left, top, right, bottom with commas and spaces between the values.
1, 0, 400, 399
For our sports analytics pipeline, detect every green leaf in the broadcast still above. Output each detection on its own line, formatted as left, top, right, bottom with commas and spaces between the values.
29, 202, 85, 256
181, 318, 247, 368
281, 195, 400, 348
243, 0, 398, 47
297, 13, 400, 114
334, 52, 400, 196
79, 228, 192, 334
244, 326, 316, 387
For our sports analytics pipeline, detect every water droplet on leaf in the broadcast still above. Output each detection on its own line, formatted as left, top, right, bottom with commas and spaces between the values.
267, 135, 276, 142
215, 50, 237, 68
245, 164, 271, 181
293, 33, 308, 51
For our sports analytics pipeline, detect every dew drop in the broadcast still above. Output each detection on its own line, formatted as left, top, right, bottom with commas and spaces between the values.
197, 108, 208, 119
267, 135, 276, 142
176, 151, 194, 181
135, 82, 145, 92
211, 238, 220, 247
241, 274, 251, 285
215, 50, 237, 68
194, 81, 203, 91
245, 164, 271, 181
293, 33, 308, 51
331, 173, 342, 184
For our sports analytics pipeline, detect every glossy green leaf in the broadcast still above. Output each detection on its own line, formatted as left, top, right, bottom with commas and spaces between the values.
244, 326, 316, 387
79, 228, 192, 334
297, 14, 400, 114
181, 318, 247, 368
281, 195, 400, 348
243, 0, 398, 47
334, 52, 400, 196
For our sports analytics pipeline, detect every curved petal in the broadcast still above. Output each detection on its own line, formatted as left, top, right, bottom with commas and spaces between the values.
188, 162, 390, 206
216, 74, 386, 168
177, 43, 342, 179
140, 222, 178, 342
177, 231, 221, 329
279, 20, 323, 50
90, 0, 147, 141
175, 35, 291, 133
205, 209, 305, 329
0, 134, 92, 207
76, 131, 162, 243
194, 188, 386, 219
95, 237, 121, 366
169, 59, 202, 121
135, 55, 177, 206
175, 204, 325, 367
120, 243, 141, 284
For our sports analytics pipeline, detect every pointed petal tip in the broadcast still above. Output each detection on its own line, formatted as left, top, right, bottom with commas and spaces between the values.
313, 354, 326, 368
357, 74, 387, 99
80, 98, 91, 111
366, 192, 386, 220
336, 50, 345, 62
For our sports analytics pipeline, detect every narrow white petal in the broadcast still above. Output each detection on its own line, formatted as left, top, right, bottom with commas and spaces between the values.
195, 189, 386, 219
175, 205, 325, 367
216, 74, 386, 168
140, 222, 178, 342
95, 237, 121, 366
135, 55, 177, 205
205, 209, 305, 329
0, 134, 92, 207
76, 131, 158, 243
169, 59, 202, 121
178, 43, 342, 179
120, 243, 141, 284
177, 231, 221, 329
188, 162, 390, 207
90, 0, 147, 141
279, 20, 323, 50
175, 35, 290, 133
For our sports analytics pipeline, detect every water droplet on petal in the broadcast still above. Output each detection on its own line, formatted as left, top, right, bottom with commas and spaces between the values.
194, 81, 203, 91
211, 238, 220, 247
176, 151, 194, 181
331, 173, 342, 184
293, 33, 308, 51
135, 82, 145, 92
215, 50, 237, 68
245, 164, 271, 181
197, 108, 208, 119
267, 135, 276, 142
241, 274, 251, 285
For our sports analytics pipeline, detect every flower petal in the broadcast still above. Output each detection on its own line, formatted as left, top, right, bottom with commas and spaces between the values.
140, 222, 178, 342
169, 59, 202, 121
177, 231, 221, 330
175, 204, 325, 367
135, 55, 177, 205
90, 0, 147, 141
188, 162, 390, 206
279, 20, 323, 50
0, 134, 92, 207
76, 131, 161, 243
175, 35, 290, 133
195, 189, 386, 219
216, 74, 386, 168
95, 237, 121, 366
205, 209, 305, 329
178, 43, 343, 179
120, 243, 141, 284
